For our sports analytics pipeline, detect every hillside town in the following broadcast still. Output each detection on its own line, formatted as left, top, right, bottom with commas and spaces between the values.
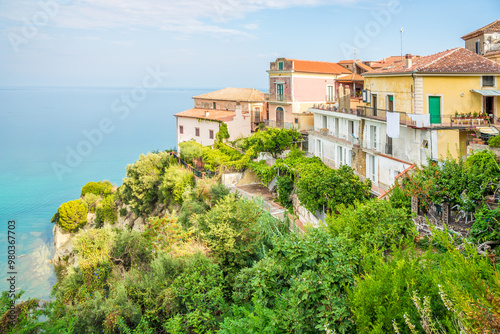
175, 20, 500, 197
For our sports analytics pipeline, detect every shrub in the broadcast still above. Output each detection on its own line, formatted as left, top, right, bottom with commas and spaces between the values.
232, 228, 356, 333
215, 122, 230, 143
121, 151, 176, 216
179, 141, 203, 165
489, 134, 500, 148
241, 128, 302, 158
276, 174, 294, 210
159, 165, 195, 204
55, 199, 88, 232
83, 193, 100, 213
326, 199, 416, 252
95, 195, 117, 227
166, 254, 227, 333
81, 181, 112, 197
119, 207, 128, 217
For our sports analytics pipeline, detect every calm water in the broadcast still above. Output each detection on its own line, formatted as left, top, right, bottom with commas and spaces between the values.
0, 87, 211, 299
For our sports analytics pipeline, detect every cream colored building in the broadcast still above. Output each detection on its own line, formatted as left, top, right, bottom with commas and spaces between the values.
175, 88, 264, 151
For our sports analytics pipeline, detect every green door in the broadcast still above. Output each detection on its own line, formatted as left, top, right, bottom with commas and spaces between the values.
429, 96, 441, 124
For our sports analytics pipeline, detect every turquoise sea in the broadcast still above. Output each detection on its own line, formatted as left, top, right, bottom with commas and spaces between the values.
0, 87, 211, 300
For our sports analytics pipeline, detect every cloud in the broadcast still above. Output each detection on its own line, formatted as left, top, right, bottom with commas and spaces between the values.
243, 23, 259, 30
0, 0, 359, 37
112, 41, 133, 47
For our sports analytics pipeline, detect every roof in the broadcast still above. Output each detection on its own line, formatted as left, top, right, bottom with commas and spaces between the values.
370, 55, 421, 69
174, 108, 235, 122
338, 59, 361, 64
193, 87, 265, 102
284, 58, 352, 75
337, 60, 374, 72
337, 73, 365, 82
461, 20, 500, 40
364, 47, 500, 75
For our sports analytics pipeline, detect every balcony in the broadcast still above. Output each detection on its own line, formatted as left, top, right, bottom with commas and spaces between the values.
265, 93, 292, 104
312, 127, 360, 146
310, 104, 482, 129
265, 119, 313, 131
326, 95, 335, 103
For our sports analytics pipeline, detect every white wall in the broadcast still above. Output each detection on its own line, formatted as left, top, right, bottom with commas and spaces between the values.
177, 117, 220, 149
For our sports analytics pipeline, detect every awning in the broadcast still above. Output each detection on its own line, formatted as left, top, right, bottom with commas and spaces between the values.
471, 89, 500, 96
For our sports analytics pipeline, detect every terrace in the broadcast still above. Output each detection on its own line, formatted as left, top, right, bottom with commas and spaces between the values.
310, 104, 492, 130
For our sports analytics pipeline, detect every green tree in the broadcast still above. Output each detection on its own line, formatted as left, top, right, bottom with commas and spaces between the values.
121, 151, 176, 216
215, 122, 230, 144
54, 199, 88, 232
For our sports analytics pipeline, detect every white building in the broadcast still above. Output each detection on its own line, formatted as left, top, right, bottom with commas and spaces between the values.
308, 105, 431, 195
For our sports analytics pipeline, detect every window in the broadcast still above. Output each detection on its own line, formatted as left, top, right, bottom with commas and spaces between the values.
254, 107, 261, 121
209, 130, 214, 139
276, 83, 284, 101
322, 115, 328, 128
278, 61, 284, 70
370, 125, 377, 150
295, 118, 299, 124
483, 76, 495, 87
475, 40, 481, 55
387, 95, 394, 111
179, 125, 183, 134
372, 94, 378, 116
338, 146, 343, 165
327, 86, 334, 102
213, 102, 217, 109
195, 127, 200, 137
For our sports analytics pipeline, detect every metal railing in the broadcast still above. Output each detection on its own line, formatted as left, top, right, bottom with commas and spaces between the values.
310, 104, 493, 129
313, 128, 360, 145
265, 93, 292, 103
265, 119, 313, 131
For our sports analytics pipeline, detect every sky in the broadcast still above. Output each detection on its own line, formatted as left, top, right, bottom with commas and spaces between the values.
0, 0, 499, 89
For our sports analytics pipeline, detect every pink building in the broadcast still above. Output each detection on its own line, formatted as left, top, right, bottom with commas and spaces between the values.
266, 58, 352, 129
175, 88, 266, 151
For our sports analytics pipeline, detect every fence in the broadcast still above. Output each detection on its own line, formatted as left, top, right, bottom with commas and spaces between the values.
169, 151, 212, 179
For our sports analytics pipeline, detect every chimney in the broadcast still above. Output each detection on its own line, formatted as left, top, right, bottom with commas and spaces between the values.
235, 102, 242, 117
405, 54, 412, 68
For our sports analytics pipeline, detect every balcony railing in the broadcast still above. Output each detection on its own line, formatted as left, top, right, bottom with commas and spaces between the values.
310, 104, 487, 129
265, 93, 292, 103
313, 127, 360, 145
266, 119, 313, 131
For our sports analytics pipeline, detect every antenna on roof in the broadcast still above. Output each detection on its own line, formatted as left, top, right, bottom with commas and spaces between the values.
354, 48, 357, 61
400, 27, 404, 63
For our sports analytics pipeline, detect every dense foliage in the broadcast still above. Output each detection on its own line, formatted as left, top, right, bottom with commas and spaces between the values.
403, 151, 500, 212
178, 141, 203, 165
9, 150, 500, 334
240, 127, 302, 158
52, 199, 88, 232
81, 180, 113, 197
120, 151, 177, 216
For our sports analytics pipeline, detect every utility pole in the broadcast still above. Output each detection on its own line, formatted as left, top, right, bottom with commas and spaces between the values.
400, 27, 404, 62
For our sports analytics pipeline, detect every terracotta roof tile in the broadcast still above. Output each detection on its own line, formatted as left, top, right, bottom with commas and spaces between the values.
462, 20, 500, 40
364, 47, 500, 75
284, 58, 352, 75
174, 108, 235, 122
337, 73, 365, 82
193, 87, 265, 102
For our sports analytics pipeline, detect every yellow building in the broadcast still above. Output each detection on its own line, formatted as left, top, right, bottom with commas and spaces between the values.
363, 47, 500, 160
